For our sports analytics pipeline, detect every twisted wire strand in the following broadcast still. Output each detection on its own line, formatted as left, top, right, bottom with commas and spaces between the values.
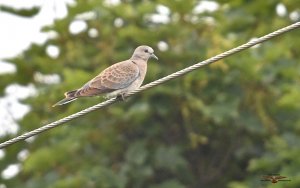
1, 22, 299, 149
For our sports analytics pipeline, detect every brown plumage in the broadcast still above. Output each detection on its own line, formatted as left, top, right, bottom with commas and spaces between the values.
53, 45, 158, 107
261, 175, 288, 183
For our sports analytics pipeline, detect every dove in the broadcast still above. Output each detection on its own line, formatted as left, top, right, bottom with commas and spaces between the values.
53, 45, 158, 107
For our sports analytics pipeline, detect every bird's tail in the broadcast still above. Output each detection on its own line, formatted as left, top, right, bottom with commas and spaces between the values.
52, 90, 78, 107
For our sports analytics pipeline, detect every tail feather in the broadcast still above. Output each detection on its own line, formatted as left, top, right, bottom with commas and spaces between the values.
52, 97, 78, 107
53, 89, 79, 107
65, 90, 77, 98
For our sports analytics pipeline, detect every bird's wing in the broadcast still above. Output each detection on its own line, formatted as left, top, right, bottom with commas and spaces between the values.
71, 60, 139, 97
261, 176, 272, 180
274, 176, 287, 180
90, 60, 140, 90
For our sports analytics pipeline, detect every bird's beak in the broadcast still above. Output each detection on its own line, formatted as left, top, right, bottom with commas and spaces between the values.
150, 53, 158, 60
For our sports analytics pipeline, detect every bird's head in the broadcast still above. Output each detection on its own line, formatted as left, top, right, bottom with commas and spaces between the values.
131, 45, 158, 61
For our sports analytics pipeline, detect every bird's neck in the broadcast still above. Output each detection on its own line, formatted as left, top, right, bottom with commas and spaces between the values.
131, 55, 148, 61
131, 59, 147, 79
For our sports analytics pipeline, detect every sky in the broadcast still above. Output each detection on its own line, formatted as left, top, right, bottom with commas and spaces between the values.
0, 0, 75, 137
0, 0, 74, 60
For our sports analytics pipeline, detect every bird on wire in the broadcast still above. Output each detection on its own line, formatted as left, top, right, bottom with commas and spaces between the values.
53, 45, 158, 107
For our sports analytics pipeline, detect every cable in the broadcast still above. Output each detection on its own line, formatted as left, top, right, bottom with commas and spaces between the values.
1, 22, 299, 149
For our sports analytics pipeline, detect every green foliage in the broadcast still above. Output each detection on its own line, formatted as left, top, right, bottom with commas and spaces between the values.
1, 0, 300, 187
0, 5, 40, 17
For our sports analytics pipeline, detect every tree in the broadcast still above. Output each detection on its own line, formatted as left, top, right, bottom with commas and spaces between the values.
1, 0, 300, 187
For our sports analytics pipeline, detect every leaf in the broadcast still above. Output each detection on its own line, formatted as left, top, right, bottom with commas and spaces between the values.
154, 146, 187, 172
150, 179, 185, 188
0, 5, 40, 17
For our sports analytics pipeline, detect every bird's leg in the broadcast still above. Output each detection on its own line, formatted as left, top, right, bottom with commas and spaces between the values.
117, 93, 127, 101
103, 95, 110, 100
121, 93, 126, 101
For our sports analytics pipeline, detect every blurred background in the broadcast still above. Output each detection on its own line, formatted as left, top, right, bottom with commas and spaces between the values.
0, 0, 300, 187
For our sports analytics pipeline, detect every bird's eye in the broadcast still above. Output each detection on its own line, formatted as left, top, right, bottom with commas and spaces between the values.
144, 49, 148, 53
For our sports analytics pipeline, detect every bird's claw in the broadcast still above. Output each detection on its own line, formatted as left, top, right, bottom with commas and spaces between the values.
117, 93, 127, 101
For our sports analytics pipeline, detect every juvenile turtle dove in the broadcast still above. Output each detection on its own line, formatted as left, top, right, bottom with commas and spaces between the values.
53, 45, 158, 107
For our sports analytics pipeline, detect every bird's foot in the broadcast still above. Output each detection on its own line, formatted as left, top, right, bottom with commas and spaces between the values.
117, 93, 127, 101
103, 96, 110, 100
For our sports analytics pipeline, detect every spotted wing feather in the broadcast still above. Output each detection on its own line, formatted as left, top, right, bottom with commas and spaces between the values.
90, 60, 139, 90
72, 60, 139, 97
